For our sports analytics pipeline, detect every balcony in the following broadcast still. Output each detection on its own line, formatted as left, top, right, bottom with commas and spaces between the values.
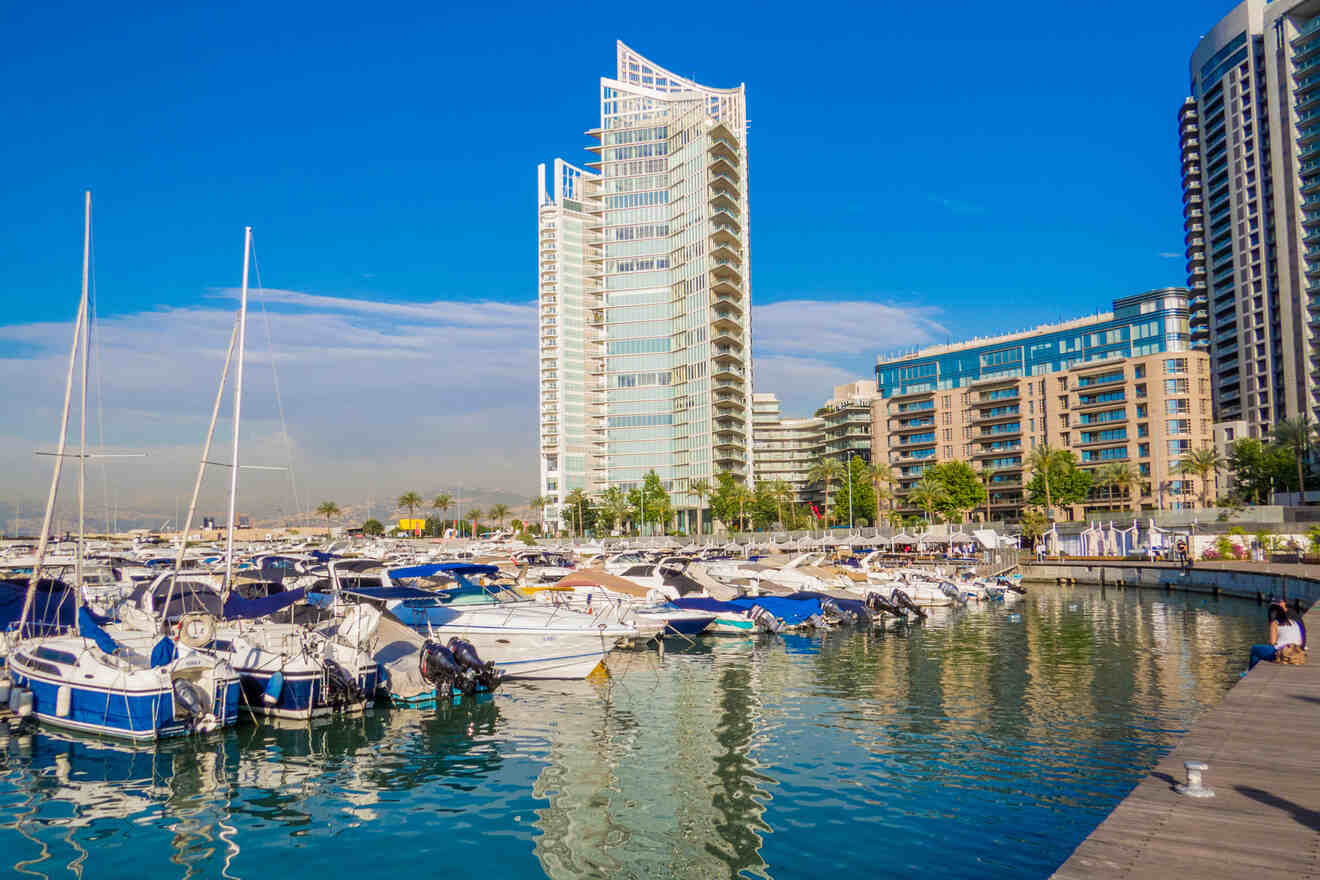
971, 406, 1020, 424
712, 294, 743, 314
712, 310, 741, 332
710, 221, 740, 247
711, 276, 743, 298
711, 258, 742, 282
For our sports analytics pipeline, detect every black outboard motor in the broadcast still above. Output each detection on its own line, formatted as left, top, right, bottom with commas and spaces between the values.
447, 638, 503, 693
939, 582, 968, 606
323, 657, 365, 705
420, 640, 473, 698
867, 592, 900, 616
890, 588, 928, 620
747, 604, 784, 634
172, 678, 207, 727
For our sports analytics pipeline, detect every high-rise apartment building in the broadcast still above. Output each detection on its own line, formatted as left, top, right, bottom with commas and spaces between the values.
537, 43, 752, 533
1181, 0, 1320, 434
872, 289, 1215, 519
751, 393, 823, 503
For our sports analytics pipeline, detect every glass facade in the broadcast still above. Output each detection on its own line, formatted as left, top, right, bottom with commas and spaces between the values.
538, 43, 751, 532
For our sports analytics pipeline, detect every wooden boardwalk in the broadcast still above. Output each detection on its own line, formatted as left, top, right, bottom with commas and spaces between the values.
1052, 604, 1320, 878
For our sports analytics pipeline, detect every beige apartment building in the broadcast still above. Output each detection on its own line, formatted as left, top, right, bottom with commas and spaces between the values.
872, 290, 1216, 520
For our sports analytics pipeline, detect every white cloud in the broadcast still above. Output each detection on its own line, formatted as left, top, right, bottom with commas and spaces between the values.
0, 291, 947, 527
0, 293, 538, 528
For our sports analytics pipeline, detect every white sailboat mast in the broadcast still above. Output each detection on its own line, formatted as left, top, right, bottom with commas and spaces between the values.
77, 190, 90, 602
224, 227, 251, 593
20, 193, 90, 631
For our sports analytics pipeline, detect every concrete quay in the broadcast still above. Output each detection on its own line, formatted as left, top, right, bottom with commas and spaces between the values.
1050, 603, 1320, 878
1022, 560, 1320, 607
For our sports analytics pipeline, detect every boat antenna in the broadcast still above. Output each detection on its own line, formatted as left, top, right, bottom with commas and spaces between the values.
20, 191, 90, 633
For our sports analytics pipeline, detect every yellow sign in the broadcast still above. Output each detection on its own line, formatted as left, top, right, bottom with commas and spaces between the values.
399, 518, 425, 532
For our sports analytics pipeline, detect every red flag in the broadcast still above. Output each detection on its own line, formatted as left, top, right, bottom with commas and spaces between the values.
810, 504, 822, 519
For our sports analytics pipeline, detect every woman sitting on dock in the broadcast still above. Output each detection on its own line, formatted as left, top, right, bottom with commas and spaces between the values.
1248, 602, 1305, 670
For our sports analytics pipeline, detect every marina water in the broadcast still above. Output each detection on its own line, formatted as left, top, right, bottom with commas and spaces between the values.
0, 584, 1263, 879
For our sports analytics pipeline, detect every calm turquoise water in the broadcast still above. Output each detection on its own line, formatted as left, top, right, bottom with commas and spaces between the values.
0, 585, 1264, 879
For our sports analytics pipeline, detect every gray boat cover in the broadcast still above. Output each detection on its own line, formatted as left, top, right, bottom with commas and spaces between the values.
373, 611, 432, 700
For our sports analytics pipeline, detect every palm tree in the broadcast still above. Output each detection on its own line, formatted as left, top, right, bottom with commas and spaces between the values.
807, 457, 846, 527
529, 494, 548, 532
465, 508, 482, 537
564, 488, 588, 538
489, 503, 510, 529
600, 486, 630, 535
432, 493, 452, 534
1027, 444, 1067, 521
1093, 463, 1121, 508
689, 478, 711, 536
397, 491, 423, 524
1273, 416, 1312, 503
1178, 446, 1225, 509
315, 501, 340, 537
867, 462, 894, 530
769, 479, 793, 529
1110, 461, 1140, 513
907, 473, 947, 524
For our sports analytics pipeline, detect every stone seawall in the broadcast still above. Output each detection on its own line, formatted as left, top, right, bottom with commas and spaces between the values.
1022, 561, 1320, 607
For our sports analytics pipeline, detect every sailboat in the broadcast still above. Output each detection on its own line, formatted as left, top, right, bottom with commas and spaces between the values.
133, 226, 379, 719
6, 192, 242, 741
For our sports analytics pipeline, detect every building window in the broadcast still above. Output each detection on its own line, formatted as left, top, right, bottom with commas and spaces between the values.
1137, 423, 1149, 438
1138, 443, 1150, 458
1134, 364, 1146, 378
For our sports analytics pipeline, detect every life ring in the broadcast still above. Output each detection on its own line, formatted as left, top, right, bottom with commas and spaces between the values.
178, 613, 217, 648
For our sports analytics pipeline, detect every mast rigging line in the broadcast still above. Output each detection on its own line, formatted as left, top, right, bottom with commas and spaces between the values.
250, 249, 305, 527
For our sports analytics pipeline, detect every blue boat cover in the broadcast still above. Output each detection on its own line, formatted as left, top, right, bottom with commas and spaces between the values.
783, 591, 869, 618
309, 550, 341, 562
433, 563, 500, 577
0, 578, 76, 635
388, 564, 457, 579
727, 596, 822, 626
671, 597, 746, 613
78, 606, 119, 655
150, 636, 176, 667
222, 587, 308, 620
341, 585, 436, 601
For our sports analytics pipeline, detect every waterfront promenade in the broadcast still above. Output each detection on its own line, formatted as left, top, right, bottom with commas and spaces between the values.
1023, 559, 1320, 606
1051, 602, 1320, 878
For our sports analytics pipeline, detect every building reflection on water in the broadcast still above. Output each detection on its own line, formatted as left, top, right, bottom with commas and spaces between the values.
0, 586, 1263, 880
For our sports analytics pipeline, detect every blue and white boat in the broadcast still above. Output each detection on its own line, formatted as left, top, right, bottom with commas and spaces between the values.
316, 561, 636, 679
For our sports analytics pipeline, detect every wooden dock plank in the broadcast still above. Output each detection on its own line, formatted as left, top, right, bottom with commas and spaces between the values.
1052, 604, 1320, 879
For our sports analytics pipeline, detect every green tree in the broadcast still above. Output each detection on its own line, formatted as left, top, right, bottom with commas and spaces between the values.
563, 489, 588, 537
807, 457, 846, 526
465, 507, 483, 537
528, 494, 547, 529
627, 470, 671, 534
1226, 438, 1288, 503
768, 479, 793, 530
1178, 446, 1225, 509
1025, 450, 1091, 514
489, 503, 510, 528
360, 518, 384, 536
1019, 505, 1049, 545
1273, 416, 1313, 503
978, 467, 998, 523
689, 478, 711, 536
867, 461, 894, 530
432, 493, 453, 534
926, 460, 986, 523
597, 486, 630, 534
907, 472, 948, 524
708, 472, 742, 530
315, 500, 341, 537
1026, 444, 1069, 521
397, 491, 423, 528
832, 456, 876, 528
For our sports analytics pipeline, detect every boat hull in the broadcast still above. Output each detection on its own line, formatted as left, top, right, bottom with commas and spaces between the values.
234, 666, 378, 720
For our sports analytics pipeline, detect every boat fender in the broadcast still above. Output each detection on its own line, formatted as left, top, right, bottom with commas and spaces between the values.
56, 685, 71, 718
264, 671, 285, 705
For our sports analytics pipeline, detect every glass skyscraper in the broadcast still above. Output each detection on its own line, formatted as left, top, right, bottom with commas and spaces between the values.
537, 43, 751, 533
1181, 0, 1320, 435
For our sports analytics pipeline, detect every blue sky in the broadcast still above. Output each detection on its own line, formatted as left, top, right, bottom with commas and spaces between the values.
0, 0, 1221, 524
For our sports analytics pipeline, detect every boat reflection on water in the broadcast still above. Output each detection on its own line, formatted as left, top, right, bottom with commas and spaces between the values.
526, 638, 777, 880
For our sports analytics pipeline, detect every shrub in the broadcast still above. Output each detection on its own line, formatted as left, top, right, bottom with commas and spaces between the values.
1201, 547, 1222, 560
